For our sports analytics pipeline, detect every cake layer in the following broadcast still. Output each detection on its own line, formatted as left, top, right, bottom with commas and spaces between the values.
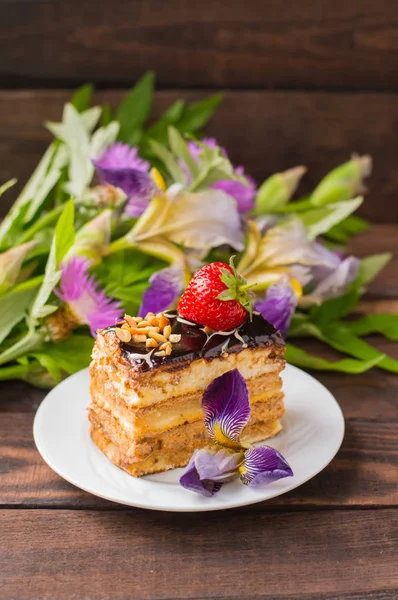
89, 393, 285, 460
91, 332, 284, 409
89, 413, 283, 477
90, 369, 284, 437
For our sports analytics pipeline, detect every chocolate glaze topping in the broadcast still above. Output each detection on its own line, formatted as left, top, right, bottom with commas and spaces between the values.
107, 311, 284, 372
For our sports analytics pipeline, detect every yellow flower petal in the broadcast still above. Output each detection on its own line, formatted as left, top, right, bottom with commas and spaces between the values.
150, 168, 166, 191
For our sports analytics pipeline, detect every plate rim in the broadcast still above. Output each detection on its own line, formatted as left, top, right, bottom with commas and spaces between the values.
33, 364, 345, 512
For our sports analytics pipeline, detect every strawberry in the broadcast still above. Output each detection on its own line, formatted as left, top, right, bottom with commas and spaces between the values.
178, 258, 253, 331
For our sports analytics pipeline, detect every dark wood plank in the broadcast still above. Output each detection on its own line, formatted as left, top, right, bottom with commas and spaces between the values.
1, 352, 397, 509
1, 0, 398, 91
0, 509, 397, 599
1, 90, 398, 221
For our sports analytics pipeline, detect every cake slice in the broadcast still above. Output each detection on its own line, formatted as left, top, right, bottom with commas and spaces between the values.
88, 310, 286, 477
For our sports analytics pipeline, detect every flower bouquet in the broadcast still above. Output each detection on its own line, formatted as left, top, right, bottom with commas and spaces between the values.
0, 72, 396, 388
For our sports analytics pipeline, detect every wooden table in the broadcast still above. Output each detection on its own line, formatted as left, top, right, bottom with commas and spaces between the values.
1, 227, 397, 599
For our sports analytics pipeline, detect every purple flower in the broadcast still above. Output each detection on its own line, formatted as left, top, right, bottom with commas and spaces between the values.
202, 369, 251, 448
55, 256, 122, 336
180, 369, 293, 496
255, 278, 298, 336
93, 143, 157, 218
138, 265, 184, 317
180, 449, 242, 497
304, 255, 360, 305
211, 174, 256, 214
240, 446, 293, 487
185, 139, 257, 213
95, 143, 150, 172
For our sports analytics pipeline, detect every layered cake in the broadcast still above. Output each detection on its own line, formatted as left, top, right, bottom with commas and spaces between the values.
89, 310, 286, 476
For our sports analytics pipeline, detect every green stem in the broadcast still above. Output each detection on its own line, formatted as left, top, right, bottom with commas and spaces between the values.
18, 204, 64, 244
0, 364, 30, 381
279, 198, 313, 213
106, 237, 131, 255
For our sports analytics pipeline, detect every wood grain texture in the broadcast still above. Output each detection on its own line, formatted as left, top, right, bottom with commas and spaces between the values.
0, 510, 397, 600
1, 90, 398, 221
1, 0, 398, 91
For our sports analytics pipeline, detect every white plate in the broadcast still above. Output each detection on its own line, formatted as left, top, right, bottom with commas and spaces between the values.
33, 364, 344, 512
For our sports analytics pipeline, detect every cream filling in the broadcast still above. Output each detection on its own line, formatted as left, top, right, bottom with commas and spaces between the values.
92, 382, 283, 438
93, 349, 284, 409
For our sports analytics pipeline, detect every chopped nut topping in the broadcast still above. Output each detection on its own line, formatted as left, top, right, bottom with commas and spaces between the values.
146, 338, 159, 348
148, 331, 167, 343
159, 315, 170, 329
124, 314, 136, 328
130, 326, 159, 336
137, 320, 150, 328
133, 334, 147, 343
115, 327, 132, 343
120, 311, 181, 357
147, 315, 160, 326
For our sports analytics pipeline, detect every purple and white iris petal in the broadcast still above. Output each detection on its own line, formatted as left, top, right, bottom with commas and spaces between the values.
307, 255, 360, 304
179, 448, 242, 496
202, 369, 251, 445
194, 448, 243, 482
138, 265, 184, 318
94, 143, 150, 172
240, 446, 293, 487
255, 278, 297, 336
211, 177, 256, 214
179, 450, 222, 497
56, 256, 122, 336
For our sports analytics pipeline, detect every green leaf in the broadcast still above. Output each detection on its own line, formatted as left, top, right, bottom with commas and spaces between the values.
162, 100, 186, 123
100, 103, 113, 127
0, 285, 39, 345
358, 253, 391, 286
168, 126, 199, 177
55, 198, 75, 266
31, 201, 75, 319
0, 241, 36, 294
46, 104, 95, 199
90, 121, 120, 159
326, 215, 370, 244
343, 315, 398, 341
148, 139, 186, 183
0, 178, 17, 197
79, 107, 102, 133
254, 167, 306, 214
0, 318, 42, 366
310, 156, 371, 207
321, 323, 398, 373
31, 334, 94, 381
116, 71, 155, 144
71, 84, 94, 113
145, 100, 185, 141
300, 197, 363, 240
310, 287, 361, 328
177, 94, 223, 132
285, 342, 383, 373
0, 144, 59, 246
